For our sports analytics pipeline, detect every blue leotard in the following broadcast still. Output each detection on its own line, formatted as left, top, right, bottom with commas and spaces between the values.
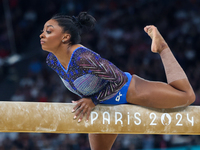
46, 47, 128, 105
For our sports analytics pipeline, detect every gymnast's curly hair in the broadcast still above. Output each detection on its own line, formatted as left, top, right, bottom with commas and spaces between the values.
51, 12, 96, 45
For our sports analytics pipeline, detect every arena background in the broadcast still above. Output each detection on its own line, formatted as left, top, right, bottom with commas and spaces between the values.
0, 0, 200, 149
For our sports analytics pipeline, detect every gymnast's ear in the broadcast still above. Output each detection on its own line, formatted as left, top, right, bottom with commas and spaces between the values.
62, 33, 71, 43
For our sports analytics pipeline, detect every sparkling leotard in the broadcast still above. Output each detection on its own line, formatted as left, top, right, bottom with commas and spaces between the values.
46, 47, 128, 105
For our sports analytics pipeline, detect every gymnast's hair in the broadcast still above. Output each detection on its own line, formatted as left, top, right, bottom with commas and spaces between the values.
51, 12, 96, 45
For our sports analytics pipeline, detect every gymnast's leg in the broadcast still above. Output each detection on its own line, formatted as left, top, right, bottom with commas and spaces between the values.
126, 25, 195, 108
89, 134, 118, 150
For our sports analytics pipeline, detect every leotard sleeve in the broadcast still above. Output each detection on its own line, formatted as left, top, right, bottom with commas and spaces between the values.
76, 48, 128, 105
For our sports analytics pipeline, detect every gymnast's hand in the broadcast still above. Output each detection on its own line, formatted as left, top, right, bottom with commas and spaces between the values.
71, 98, 95, 122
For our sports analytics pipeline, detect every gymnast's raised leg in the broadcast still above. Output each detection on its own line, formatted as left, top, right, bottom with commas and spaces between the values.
126, 25, 195, 108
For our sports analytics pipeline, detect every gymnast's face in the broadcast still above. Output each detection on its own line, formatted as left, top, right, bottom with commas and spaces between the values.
40, 19, 70, 53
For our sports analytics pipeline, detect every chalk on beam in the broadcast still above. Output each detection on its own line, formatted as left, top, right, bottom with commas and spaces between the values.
0, 102, 198, 134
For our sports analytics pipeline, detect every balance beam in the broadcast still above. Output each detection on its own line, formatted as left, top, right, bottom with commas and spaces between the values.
0, 102, 199, 134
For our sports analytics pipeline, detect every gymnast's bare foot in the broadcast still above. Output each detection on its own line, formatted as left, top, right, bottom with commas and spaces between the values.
144, 25, 168, 54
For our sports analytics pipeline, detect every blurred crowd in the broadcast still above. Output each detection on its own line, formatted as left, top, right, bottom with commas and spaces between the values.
1, 0, 200, 149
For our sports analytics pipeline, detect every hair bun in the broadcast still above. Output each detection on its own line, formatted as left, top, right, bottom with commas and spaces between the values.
76, 12, 96, 31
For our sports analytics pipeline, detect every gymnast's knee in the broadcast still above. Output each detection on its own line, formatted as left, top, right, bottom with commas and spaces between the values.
185, 90, 196, 105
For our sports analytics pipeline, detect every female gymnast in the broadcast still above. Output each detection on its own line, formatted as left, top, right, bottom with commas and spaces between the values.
40, 12, 195, 150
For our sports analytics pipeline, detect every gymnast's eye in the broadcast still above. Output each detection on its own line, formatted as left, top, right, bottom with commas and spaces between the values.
46, 30, 51, 34
40, 30, 44, 33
